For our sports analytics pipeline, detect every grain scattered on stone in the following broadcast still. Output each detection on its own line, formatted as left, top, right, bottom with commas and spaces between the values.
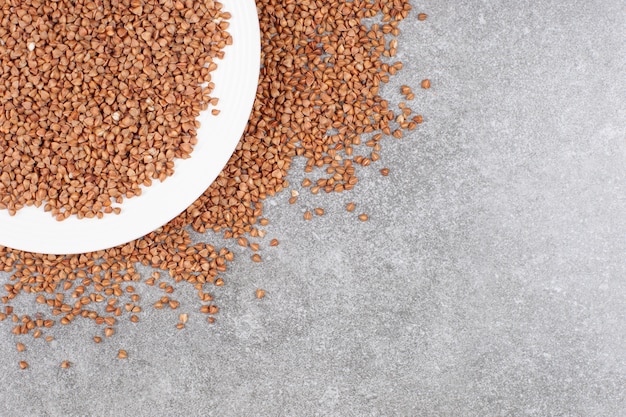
0, 0, 420, 367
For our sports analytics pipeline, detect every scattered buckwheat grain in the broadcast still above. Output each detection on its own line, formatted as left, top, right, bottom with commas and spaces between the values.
0, 0, 423, 368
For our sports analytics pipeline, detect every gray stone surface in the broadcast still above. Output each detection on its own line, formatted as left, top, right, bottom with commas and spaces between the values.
1, 0, 625, 415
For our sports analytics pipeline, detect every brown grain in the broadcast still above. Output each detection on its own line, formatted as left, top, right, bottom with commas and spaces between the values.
256, 289, 266, 299
0, 0, 231, 220
117, 349, 128, 359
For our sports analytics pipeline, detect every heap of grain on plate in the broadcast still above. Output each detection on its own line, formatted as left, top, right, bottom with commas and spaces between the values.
0, 0, 231, 220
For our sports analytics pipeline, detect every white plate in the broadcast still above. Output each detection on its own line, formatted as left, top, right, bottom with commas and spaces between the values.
0, 0, 260, 255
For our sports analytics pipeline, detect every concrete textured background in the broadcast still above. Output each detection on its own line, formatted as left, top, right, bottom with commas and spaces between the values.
1, 0, 625, 415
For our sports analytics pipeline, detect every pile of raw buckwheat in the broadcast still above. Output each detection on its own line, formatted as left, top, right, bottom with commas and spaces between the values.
0, 0, 231, 220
